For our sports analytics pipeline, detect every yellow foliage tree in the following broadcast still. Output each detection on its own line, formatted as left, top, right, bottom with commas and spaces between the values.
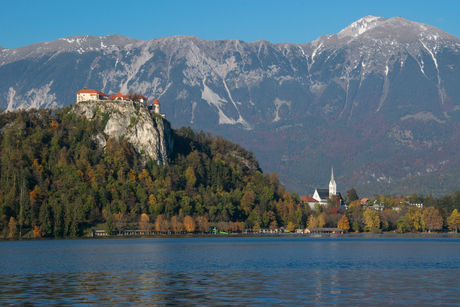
128, 169, 137, 181
447, 209, 460, 232
337, 215, 350, 231
148, 194, 157, 206
363, 208, 381, 231
307, 215, 317, 228
286, 221, 295, 232
406, 207, 425, 231
185, 166, 197, 187
317, 213, 326, 228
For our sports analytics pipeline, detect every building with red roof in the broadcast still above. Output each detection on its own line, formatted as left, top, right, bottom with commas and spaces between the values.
109, 91, 128, 101
300, 195, 320, 210
76, 88, 108, 102
148, 98, 165, 118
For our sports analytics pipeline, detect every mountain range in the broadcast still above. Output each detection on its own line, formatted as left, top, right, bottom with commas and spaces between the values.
2, 16, 460, 197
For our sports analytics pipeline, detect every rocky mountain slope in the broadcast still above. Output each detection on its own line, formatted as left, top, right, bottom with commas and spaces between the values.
1, 16, 460, 196
72, 100, 173, 165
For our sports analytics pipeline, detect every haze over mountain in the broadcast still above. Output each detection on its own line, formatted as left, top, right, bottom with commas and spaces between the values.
2, 16, 460, 196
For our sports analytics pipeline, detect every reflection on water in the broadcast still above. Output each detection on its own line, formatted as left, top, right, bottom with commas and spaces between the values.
1, 236, 460, 305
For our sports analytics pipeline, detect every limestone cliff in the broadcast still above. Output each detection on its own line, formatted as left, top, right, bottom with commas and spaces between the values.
72, 100, 173, 165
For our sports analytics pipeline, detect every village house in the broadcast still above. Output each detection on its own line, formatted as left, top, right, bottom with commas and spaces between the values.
300, 195, 319, 210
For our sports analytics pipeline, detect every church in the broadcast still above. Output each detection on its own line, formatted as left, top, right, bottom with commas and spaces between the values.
312, 168, 342, 205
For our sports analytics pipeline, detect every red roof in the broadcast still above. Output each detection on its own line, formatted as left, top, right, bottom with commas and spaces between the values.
152, 98, 160, 105
77, 88, 108, 97
301, 195, 318, 203
109, 91, 128, 100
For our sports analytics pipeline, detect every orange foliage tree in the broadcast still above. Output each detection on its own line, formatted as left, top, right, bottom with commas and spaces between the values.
184, 215, 196, 233
33, 225, 45, 237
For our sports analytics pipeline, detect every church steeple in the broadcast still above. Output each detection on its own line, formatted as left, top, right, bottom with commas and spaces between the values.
329, 167, 337, 196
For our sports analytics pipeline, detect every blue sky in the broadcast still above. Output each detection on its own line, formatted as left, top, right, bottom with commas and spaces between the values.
1, 0, 459, 49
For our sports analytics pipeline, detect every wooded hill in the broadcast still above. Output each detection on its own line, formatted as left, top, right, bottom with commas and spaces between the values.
0, 107, 303, 238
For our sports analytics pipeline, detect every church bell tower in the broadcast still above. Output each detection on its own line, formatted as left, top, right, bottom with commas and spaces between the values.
329, 167, 337, 196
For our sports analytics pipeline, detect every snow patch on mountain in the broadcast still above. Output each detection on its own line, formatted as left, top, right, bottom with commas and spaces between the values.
338, 16, 387, 38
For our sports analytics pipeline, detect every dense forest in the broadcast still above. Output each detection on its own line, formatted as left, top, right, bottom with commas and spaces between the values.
1, 107, 460, 239
0, 107, 303, 238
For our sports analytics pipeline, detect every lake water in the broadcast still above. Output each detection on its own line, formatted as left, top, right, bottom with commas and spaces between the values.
1, 235, 460, 306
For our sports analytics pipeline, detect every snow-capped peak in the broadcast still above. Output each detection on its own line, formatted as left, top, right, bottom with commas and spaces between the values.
338, 16, 387, 38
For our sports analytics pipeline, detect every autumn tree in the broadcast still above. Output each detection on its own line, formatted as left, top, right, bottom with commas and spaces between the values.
33, 225, 44, 237
230, 221, 242, 232
241, 190, 257, 216
139, 213, 150, 231
286, 221, 295, 232
113, 212, 128, 231
155, 215, 169, 233
307, 215, 317, 228
363, 208, 381, 232
398, 208, 425, 233
8, 217, 18, 238
447, 209, 460, 232
407, 207, 425, 232
317, 213, 326, 228
422, 207, 443, 232
171, 216, 184, 233
269, 220, 278, 230
337, 215, 350, 232
195, 216, 209, 233
183, 215, 196, 233
185, 166, 197, 187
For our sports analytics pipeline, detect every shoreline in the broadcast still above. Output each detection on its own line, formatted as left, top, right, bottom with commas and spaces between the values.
2, 232, 460, 242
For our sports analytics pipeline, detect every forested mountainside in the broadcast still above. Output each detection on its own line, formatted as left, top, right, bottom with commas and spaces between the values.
2, 106, 460, 238
0, 107, 303, 237
2, 16, 460, 196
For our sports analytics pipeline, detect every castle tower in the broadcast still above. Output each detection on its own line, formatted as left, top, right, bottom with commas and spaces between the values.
329, 167, 337, 196
152, 98, 160, 114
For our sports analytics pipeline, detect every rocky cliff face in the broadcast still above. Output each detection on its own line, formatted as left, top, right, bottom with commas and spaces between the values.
72, 100, 173, 165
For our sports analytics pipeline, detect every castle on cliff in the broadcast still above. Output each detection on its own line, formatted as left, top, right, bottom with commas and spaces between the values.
76, 88, 165, 117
